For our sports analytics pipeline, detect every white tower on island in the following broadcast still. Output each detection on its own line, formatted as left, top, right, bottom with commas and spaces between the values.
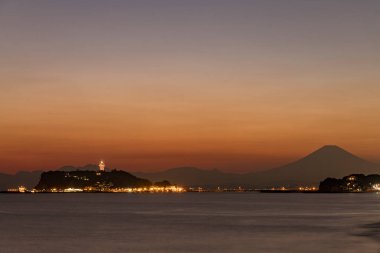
99, 160, 105, 172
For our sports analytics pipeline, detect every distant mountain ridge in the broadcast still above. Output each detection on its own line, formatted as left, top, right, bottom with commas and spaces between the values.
135, 167, 243, 188
135, 145, 380, 188
0, 145, 379, 190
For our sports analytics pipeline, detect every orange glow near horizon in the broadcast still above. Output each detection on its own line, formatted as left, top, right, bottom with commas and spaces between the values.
1, 1, 380, 173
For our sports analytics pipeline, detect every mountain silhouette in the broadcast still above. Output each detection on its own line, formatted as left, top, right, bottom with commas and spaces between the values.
247, 145, 379, 187
0, 171, 43, 190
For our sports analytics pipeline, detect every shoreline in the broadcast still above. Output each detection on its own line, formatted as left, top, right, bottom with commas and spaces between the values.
1, 190, 376, 194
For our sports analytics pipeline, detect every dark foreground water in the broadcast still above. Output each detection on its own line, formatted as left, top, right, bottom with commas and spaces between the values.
1, 193, 380, 253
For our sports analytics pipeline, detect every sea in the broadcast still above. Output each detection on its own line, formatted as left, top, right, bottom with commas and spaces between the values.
1, 192, 380, 253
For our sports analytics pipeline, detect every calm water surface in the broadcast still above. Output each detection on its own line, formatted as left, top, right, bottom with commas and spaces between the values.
1, 193, 380, 253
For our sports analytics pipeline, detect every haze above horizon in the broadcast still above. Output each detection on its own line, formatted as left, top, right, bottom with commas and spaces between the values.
1, 0, 380, 173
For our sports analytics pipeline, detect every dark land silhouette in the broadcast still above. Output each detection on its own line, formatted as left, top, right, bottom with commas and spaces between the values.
319, 174, 380, 193
0, 171, 43, 191
1, 145, 379, 190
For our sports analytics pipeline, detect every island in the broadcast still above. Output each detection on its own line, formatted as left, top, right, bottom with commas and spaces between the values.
31, 161, 184, 193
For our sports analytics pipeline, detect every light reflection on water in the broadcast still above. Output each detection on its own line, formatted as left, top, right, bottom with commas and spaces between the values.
0, 193, 380, 253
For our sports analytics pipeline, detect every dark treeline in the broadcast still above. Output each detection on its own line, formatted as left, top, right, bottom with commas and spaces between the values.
319, 174, 380, 193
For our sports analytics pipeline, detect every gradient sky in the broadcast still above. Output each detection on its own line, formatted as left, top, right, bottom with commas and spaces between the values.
1, 0, 380, 173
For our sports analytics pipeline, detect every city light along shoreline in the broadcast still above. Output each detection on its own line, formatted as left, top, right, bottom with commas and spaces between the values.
5, 185, 185, 194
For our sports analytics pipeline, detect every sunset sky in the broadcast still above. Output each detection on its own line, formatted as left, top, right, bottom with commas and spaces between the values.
1, 0, 380, 173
